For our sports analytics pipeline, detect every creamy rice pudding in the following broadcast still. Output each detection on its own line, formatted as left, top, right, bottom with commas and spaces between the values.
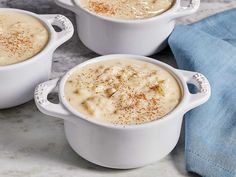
78, 0, 174, 20
0, 11, 49, 66
65, 59, 181, 125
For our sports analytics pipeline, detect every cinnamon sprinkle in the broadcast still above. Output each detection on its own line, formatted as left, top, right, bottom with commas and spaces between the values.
0, 11, 49, 66
0, 31, 33, 57
89, 1, 116, 15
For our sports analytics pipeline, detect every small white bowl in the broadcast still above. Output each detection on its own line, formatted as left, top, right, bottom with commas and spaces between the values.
55, 0, 200, 56
0, 8, 74, 109
34, 54, 211, 169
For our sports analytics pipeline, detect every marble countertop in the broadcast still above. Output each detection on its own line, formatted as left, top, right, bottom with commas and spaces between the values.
0, 1, 235, 177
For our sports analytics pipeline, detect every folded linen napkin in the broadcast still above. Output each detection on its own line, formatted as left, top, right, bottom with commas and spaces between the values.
168, 8, 236, 177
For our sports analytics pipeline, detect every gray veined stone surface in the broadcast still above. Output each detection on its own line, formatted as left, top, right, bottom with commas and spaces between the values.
0, 0, 235, 177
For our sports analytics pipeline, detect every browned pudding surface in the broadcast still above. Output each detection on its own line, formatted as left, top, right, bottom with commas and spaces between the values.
64, 59, 181, 125
0, 11, 49, 66
77, 0, 174, 20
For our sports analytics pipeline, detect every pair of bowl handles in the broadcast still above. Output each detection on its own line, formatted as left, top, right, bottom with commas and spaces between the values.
35, 70, 211, 125
55, 0, 201, 19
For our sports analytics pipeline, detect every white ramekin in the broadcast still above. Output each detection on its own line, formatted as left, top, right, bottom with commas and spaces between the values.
54, 0, 200, 56
0, 8, 74, 109
34, 54, 211, 169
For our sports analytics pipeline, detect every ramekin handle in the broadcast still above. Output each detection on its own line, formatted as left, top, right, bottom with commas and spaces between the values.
54, 0, 77, 13
171, 0, 200, 19
34, 79, 78, 124
40, 14, 74, 48
180, 70, 211, 111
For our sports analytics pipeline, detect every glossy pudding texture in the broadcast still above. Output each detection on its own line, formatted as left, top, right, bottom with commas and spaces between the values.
77, 0, 174, 20
64, 59, 181, 125
0, 11, 49, 66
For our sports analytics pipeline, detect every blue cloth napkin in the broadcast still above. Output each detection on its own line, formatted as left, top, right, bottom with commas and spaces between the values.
168, 8, 236, 177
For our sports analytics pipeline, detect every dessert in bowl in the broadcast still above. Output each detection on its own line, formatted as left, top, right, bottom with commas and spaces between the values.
55, 0, 200, 55
35, 54, 211, 169
0, 8, 74, 109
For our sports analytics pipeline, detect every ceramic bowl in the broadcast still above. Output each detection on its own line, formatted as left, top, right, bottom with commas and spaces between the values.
54, 0, 200, 56
0, 8, 74, 109
34, 54, 211, 169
